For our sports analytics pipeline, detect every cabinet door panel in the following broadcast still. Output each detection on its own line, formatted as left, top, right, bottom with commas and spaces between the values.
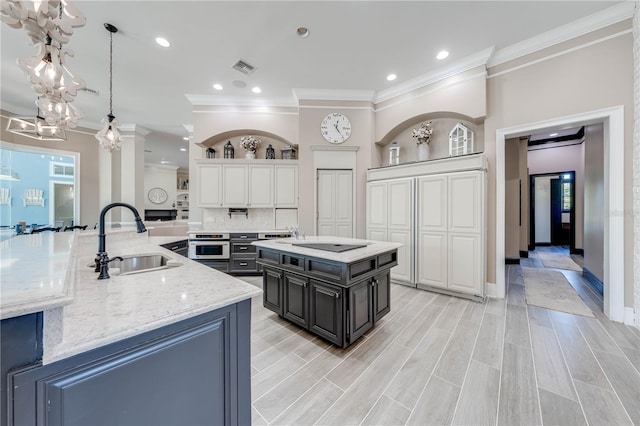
283, 273, 309, 328
263, 267, 283, 315
366, 182, 388, 229
388, 179, 413, 230
310, 280, 343, 346
318, 223, 335, 237
448, 233, 482, 295
223, 165, 248, 207
417, 176, 447, 232
43, 316, 231, 426
417, 232, 447, 289
389, 229, 412, 283
274, 165, 298, 207
349, 280, 373, 342
367, 228, 387, 242
335, 223, 353, 238
448, 172, 481, 233
249, 165, 274, 208
373, 271, 391, 322
197, 164, 222, 207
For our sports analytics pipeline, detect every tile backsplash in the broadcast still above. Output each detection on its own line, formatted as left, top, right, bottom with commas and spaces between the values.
202, 208, 275, 230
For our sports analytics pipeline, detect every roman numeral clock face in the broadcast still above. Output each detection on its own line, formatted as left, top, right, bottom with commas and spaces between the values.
320, 113, 352, 144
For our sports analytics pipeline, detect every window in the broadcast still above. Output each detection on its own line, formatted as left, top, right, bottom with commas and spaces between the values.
562, 181, 571, 211
50, 161, 74, 178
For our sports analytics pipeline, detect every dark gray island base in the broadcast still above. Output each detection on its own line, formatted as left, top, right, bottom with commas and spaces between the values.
255, 242, 398, 347
5, 301, 251, 426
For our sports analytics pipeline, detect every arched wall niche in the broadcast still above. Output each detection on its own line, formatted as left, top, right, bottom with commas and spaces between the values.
199, 129, 297, 160
374, 111, 484, 166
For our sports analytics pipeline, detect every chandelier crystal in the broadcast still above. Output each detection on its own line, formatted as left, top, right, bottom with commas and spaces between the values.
2, 0, 86, 134
95, 23, 122, 151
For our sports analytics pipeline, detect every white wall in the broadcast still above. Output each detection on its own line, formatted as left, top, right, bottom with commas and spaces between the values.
533, 176, 557, 243
144, 165, 177, 210
584, 124, 605, 281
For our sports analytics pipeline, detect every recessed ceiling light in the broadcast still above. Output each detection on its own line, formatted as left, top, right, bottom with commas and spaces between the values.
297, 27, 310, 38
252, 86, 261, 94
183, 136, 189, 141
160, 160, 169, 164
387, 74, 397, 81
155, 37, 170, 48
549, 133, 558, 137
436, 50, 449, 60
213, 83, 223, 90
180, 148, 187, 152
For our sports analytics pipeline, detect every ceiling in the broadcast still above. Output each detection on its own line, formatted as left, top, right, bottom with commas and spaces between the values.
0, 1, 625, 170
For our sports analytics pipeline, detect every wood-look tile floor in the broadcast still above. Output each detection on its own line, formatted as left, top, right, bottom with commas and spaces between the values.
239, 252, 640, 425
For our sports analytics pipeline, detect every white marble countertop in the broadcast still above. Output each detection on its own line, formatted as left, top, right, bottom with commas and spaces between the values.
1, 229, 262, 364
252, 236, 402, 263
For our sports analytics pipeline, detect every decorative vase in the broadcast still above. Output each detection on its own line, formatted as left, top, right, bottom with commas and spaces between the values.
245, 151, 256, 159
417, 143, 430, 161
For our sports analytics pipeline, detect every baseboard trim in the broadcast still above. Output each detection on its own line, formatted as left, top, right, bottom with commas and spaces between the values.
486, 282, 498, 298
519, 250, 529, 258
624, 307, 635, 326
505, 258, 520, 265
582, 267, 604, 296
571, 248, 584, 255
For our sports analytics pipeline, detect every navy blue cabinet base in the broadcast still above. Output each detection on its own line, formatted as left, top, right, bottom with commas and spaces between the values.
5, 300, 252, 426
257, 246, 397, 348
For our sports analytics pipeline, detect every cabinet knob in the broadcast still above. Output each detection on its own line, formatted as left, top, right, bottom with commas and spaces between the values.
303, 282, 307, 288
335, 292, 340, 299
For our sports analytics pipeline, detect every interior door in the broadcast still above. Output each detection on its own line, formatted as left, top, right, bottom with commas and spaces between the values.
317, 170, 353, 237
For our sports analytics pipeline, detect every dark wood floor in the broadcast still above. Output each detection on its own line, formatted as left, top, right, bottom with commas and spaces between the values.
239, 252, 640, 425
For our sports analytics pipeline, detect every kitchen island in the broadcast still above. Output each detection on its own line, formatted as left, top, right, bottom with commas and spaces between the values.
253, 236, 402, 347
1, 229, 261, 426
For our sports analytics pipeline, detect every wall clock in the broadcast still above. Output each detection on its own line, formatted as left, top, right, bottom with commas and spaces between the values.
148, 187, 168, 204
320, 112, 352, 144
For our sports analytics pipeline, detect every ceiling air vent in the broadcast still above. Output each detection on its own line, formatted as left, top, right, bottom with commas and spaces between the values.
232, 59, 255, 75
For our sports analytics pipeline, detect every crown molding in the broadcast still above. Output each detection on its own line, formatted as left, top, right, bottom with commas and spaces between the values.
185, 94, 297, 108
489, 2, 635, 67
119, 124, 151, 136
293, 88, 375, 102
373, 46, 495, 104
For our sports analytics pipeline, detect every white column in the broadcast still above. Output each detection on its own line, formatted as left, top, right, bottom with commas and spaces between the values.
119, 124, 150, 220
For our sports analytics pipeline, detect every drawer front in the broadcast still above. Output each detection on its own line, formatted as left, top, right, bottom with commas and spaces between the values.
230, 233, 258, 241
231, 243, 257, 255
229, 258, 258, 272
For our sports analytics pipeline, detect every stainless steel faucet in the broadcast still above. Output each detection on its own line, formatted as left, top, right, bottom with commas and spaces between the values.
95, 202, 147, 279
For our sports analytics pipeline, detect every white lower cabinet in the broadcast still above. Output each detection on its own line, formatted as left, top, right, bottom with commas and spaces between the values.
366, 154, 486, 300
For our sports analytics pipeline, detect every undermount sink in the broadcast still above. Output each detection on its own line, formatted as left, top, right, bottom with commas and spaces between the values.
290, 242, 367, 253
89, 254, 183, 276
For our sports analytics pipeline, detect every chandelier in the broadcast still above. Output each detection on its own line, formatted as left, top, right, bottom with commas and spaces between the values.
6, 108, 67, 141
1, 0, 86, 132
95, 23, 122, 151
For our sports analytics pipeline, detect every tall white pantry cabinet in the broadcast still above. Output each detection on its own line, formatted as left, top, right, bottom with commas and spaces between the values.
366, 153, 487, 300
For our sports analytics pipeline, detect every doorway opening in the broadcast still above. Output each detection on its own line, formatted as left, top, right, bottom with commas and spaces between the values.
496, 106, 624, 322
530, 171, 576, 252
50, 181, 75, 228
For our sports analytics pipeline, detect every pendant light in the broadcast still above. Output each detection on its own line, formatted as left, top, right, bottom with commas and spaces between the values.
95, 23, 122, 151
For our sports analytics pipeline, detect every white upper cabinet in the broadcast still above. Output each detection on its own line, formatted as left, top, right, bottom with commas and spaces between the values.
197, 163, 223, 207
274, 165, 298, 207
448, 171, 482, 234
249, 165, 274, 208
388, 179, 413, 230
222, 164, 249, 207
417, 175, 447, 232
196, 160, 296, 209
